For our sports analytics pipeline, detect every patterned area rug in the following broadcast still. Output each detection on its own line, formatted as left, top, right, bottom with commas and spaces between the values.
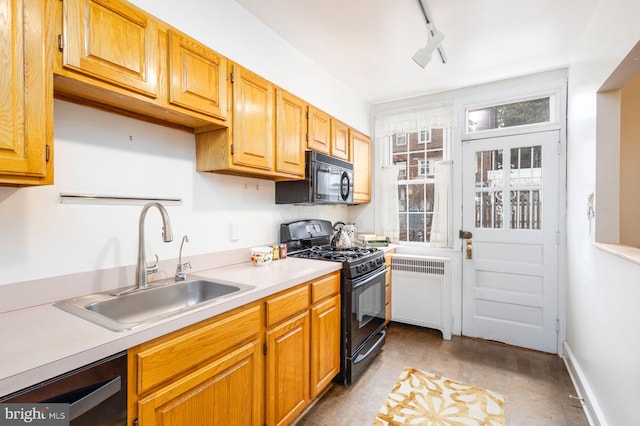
373, 367, 505, 425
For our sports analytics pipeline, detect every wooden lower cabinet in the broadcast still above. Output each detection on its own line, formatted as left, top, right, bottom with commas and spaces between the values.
138, 339, 262, 426
265, 311, 310, 426
128, 302, 263, 426
310, 294, 341, 397
129, 271, 341, 426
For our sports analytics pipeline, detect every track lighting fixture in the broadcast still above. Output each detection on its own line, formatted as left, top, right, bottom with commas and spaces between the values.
412, 26, 445, 68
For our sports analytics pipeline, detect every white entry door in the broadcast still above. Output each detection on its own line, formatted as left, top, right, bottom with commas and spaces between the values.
461, 130, 560, 353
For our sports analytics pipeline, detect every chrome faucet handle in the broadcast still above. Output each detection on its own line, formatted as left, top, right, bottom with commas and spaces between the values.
175, 235, 190, 281
146, 254, 159, 275
175, 261, 191, 281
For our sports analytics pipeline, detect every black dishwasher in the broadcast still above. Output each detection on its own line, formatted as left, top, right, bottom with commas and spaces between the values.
0, 351, 127, 426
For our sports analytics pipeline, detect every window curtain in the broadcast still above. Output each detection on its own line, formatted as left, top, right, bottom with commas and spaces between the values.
375, 106, 457, 139
430, 160, 453, 247
380, 165, 401, 241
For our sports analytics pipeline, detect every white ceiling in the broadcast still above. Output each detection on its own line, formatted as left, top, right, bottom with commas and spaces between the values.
234, 0, 599, 104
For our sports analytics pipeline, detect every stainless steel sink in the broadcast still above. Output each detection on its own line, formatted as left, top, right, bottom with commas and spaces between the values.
55, 278, 254, 332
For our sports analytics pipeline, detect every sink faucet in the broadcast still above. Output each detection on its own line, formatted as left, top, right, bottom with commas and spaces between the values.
136, 202, 173, 290
175, 235, 191, 281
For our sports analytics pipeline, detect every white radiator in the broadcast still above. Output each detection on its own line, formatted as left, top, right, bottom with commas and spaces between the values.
391, 254, 452, 340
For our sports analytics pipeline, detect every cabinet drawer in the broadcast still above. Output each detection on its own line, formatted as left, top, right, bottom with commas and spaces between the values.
311, 272, 340, 304
135, 303, 261, 394
265, 285, 309, 327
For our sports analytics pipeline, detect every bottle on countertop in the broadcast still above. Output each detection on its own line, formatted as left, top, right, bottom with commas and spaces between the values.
272, 244, 280, 260
279, 243, 287, 259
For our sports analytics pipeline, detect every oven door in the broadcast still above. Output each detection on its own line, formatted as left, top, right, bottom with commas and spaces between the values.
348, 266, 386, 354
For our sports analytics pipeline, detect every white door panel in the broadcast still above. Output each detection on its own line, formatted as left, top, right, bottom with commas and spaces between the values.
462, 130, 559, 353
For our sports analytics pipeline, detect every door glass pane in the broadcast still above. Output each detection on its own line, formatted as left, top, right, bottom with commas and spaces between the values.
475, 149, 503, 188
510, 146, 542, 186
510, 189, 542, 229
509, 145, 542, 229
475, 149, 504, 229
476, 191, 503, 228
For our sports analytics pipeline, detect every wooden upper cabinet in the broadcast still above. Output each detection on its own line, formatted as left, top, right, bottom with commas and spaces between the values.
275, 88, 305, 177
0, 0, 52, 186
351, 128, 371, 203
232, 65, 274, 170
61, 0, 158, 97
168, 30, 227, 120
331, 119, 350, 161
307, 106, 331, 154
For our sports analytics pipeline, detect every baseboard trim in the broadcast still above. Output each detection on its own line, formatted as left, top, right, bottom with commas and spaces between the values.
562, 341, 606, 426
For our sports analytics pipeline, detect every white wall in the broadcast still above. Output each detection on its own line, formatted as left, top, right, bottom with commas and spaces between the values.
0, 0, 369, 286
566, 0, 640, 423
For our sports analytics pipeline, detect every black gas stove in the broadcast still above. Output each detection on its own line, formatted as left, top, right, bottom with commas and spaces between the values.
280, 219, 387, 385
289, 245, 385, 278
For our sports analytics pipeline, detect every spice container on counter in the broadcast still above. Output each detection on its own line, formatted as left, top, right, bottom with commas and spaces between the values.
272, 244, 280, 260
279, 243, 287, 259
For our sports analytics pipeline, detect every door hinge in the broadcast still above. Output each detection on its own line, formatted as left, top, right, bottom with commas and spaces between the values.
45, 144, 50, 162
556, 319, 560, 334
305, 133, 309, 142
263, 343, 267, 356
557, 140, 562, 155
230, 143, 234, 155
133, 418, 139, 426
57, 34, 64, 52
556, 231, 560, 245
230, 71, 234, 84
306, 110, 309, 120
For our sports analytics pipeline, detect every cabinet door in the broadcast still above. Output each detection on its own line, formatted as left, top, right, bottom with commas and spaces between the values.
331, 119, 350, 161
168, 30, 227, 120
275, 88, 305, 177
310, 294, 341, 398
232, 65, 274, 170
0, 0, 50, 184
266, 312, 310, 426
138, 340, 262, 426
61, 0, 158, 97
351, 129, 371, 203
307, 106, 330, 154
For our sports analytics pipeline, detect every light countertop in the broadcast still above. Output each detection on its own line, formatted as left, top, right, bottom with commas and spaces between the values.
0, 258, 341, 397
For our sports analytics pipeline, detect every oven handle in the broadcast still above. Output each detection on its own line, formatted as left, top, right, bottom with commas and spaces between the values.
353, 329, 386, 365
352, 265, 386, 290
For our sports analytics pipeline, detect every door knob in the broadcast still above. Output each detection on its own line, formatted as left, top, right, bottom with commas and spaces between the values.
465, 240, 473, 259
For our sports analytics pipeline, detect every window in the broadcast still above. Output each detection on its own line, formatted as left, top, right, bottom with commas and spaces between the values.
419, 129, 431, 144
391, 128, 447, 243
467, 96, 554, 134
395, 132, 408, 146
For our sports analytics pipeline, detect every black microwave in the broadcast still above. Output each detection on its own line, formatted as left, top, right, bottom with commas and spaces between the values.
275, 151, 353, 204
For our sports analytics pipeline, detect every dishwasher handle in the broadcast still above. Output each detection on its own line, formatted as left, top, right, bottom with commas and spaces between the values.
67, 376, 121, 421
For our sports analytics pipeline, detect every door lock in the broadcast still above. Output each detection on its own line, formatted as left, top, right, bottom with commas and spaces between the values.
459, 230, 473, 239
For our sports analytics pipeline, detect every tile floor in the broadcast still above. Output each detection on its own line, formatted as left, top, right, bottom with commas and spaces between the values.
297, 322, 589, 425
